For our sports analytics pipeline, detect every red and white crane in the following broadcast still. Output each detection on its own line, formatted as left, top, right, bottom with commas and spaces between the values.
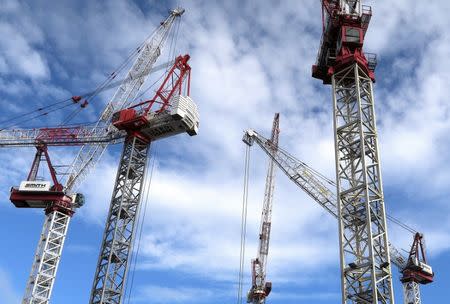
312, 1, 392, 302
246, 113, 279, 304
0, 8, 195, 304
243, 129, 434, 304
400, 233, 434, 304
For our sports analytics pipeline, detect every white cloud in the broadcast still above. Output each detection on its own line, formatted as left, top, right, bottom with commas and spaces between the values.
0, 267, 20, 304
0, 0, 449, 302
0, 22, 49, 80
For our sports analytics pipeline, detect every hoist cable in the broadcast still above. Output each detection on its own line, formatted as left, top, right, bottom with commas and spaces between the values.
386, 214, 417, 234
0, 97, 73, 127
0, 102, 79, 130
237, 145, 251, 304
0, 21, 162, 129
129, 69, 168, 107
256, 135, 418, 236
1, 16, 179, 129
125, 145, 157, 304
127, 20, 180, 110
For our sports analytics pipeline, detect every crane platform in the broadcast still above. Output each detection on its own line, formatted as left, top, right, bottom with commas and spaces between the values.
112, 95, 199, 141
10, 180, 85, 210
10, 188, 66, 208
9, 181, 63, 208
401, 267, 434, 285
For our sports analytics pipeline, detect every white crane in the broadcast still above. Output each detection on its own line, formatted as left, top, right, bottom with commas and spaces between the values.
247, 113, 279, 304
243, 129, 434, 304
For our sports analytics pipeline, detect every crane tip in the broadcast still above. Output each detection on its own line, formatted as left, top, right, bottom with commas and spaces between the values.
170, 7, 185, 17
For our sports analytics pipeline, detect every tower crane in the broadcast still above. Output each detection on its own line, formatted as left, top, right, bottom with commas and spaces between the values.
400, 233, 433, 304
246, 113, 280, 304
312, 1, 392, 302
0, 8, 196, 304
243, 129, 434, 304
89, 51, 197, 304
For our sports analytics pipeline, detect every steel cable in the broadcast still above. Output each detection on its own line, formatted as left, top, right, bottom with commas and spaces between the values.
257, 135, 418, 236
124, 144, 157, 304
237, 145, 251, 304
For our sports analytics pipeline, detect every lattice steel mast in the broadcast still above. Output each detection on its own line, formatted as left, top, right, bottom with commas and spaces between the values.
23, 207, 73, 304
311, 1, 393, 302
16, 146, 80, 304
247, 113, 280, 304
89, 53, 197, 304
243, 130, 433, 304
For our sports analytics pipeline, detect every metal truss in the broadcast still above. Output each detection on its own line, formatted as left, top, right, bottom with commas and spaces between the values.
0, 9, 184, 304
23, 211, 71, 304
247, 114, 279, 304
64, 9, 182, 193
0, 126, 124, 148
243, 130, 408, 270
243, 130, 339, 219
89, 135, 149, 304
332, 63, 393, 303
403, 281, 421, 304
244, 130, 422, 304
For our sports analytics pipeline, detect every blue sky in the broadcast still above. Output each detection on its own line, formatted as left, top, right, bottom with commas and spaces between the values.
0, 0, 449, 303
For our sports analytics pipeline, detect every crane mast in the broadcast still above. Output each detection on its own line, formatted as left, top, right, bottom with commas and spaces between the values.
312, 1, 393, 303
89, 53, 197, 304
247, 113, 280, 304
16, 145, 83, 304
243, 130, 434, 304
0, 8, 185, 304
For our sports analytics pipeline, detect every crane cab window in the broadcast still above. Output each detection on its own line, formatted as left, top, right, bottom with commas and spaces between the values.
343, 27, 362, 43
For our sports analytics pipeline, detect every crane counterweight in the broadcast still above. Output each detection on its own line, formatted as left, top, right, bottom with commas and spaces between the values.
111, 55, 198, 141
401, 233, 434, 286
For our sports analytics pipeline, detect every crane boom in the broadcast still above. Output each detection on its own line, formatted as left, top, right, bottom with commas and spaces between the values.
247, 114, 280, 304
242, 130, 407, 269
63, 8, 184, 192
0, 126, 124, 147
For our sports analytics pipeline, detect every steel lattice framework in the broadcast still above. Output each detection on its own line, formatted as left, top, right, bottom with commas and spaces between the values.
332, 63, 393, 304
88, 51, 195, 303
311, 0, 394, 302
63, 8, 179, 193
247, 113, 279, 304
23, 211, 71, 304
0, 126, 123, 148
89, 136, 149, 303
243, 130, 426, 303
403, 281, 421, 304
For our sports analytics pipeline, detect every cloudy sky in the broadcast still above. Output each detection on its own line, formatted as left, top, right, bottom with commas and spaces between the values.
0, 0, 449, 303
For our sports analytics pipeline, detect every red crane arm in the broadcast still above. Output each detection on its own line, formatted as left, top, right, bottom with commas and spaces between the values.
128, 54, 191, 115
